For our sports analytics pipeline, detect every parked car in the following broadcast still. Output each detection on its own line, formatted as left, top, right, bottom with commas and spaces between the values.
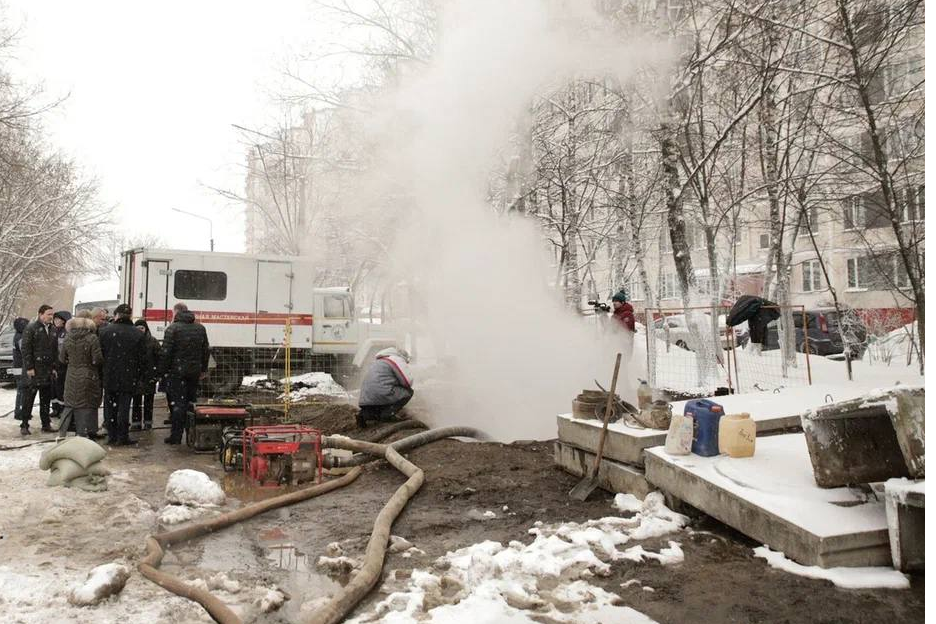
763, 308, 868, 358
653, 313, 749, 351
0, 325, 15, 384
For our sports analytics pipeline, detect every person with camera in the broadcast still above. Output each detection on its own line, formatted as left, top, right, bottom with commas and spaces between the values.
611, 289, 636, 361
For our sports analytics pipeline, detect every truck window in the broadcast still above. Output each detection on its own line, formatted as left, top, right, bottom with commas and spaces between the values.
174, 270, 227, 301
324, 296, 351, 318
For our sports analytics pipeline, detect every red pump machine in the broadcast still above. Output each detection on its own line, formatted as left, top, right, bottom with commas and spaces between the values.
243, 425, 324, 487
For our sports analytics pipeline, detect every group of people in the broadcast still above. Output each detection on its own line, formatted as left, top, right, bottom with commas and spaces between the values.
12, 301, 210, 446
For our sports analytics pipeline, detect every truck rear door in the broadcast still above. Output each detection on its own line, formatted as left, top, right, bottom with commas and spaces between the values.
144, 259, 171, 338
255, 260, 293, 345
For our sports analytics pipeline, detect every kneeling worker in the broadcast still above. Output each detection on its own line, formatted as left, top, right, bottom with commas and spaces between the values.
357, 347, 414, 428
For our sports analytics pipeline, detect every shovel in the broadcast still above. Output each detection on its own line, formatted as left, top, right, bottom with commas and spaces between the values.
570, 352, 622, 501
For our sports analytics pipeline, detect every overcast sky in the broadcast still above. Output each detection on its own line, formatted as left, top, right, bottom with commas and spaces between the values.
6, 0, 324, 256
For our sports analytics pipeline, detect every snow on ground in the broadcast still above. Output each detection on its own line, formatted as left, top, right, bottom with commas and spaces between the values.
0, 389, 212, 623
753, 547, 910, 589
346, 492, 686, 623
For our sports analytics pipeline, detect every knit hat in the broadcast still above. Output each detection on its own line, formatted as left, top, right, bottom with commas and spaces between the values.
611, 289, 628, 303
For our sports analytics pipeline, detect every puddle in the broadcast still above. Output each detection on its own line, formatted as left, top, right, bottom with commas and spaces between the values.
260, 530, 344, 618
266, 543, 312, 572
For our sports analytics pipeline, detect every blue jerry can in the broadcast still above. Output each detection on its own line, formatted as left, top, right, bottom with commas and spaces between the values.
686, 399, 724, 457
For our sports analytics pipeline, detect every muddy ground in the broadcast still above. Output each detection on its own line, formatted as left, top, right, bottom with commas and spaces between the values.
1, 395, 924, 623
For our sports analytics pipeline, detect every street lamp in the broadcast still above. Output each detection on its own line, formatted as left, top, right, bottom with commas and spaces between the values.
171, 208, 215, 252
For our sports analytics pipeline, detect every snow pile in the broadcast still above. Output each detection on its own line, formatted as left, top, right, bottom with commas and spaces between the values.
317, 555, 360, 576
165, 469, 225, 507
612, 493, 644, 513
753, 547, 910, 589
67, 563, 131, 606
281, 372, 348, 401
158, 504, 204, 525
160, 469, 225, 524
347, 492, 685, 623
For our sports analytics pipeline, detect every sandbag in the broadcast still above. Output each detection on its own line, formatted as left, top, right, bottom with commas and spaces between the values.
86, 461, 110, 476
39, 437, 106, 471
67, 475, 108, 492
47, 458, 88, 487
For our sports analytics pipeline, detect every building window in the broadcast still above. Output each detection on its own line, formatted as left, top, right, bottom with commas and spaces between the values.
628, 277, 646, 302
666, 0, 685, 22
798, 206, 819, 236
843, 196, 864, 230
660, 228, 672, 253
883, 58, 924, 99
802, 260, 822, 292
759, 232, 771, 249
658, 272, 678, 300
847, 254, 910, 290
898, 184, 925, 222
173, 270, 227, 301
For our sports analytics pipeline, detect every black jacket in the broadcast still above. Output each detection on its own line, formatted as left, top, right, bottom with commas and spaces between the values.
138, 333, 162, 394
98, 317, 147, 393
158, 311, 210, 380
11, 317, 28, 370
21, 319, 58, 386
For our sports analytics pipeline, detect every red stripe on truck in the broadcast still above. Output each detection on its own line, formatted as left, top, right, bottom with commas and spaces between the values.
144, 309, 313, 326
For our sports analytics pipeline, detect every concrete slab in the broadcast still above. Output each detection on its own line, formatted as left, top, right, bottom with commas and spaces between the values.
889, 387, 925, 477
558, 390, 803, 467
553, 441, 653, 498
884, 478, 925, 572
644, 434, 892, 568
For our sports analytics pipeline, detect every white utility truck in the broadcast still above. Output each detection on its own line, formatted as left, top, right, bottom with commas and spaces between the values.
119, 248, 402, 392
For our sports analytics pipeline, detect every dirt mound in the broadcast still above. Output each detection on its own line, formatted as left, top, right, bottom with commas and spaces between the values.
288, 400, 359, 435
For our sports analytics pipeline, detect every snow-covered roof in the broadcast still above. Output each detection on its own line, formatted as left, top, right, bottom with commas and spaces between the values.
73, 279, 119, 304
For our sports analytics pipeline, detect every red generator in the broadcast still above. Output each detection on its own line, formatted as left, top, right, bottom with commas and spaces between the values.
243, 425, 323, 487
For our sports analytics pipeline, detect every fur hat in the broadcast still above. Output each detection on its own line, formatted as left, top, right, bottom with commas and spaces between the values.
113, 304, 133, 316
66, 317, 96, 332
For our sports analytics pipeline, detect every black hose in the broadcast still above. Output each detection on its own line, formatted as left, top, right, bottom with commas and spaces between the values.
358, 419, 427, 442
324, 426, 483, 468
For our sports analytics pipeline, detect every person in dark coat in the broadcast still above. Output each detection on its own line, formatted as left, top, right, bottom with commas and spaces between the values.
727, 295, 780, 354
51, 310, 72, 419
131, 319, 161, 431
20, 305, 57, 434
98, 304, 146, 446
11, 317, 29, 426
158, 302, 210, 445
60, 316, 104, 439
357, 347, 414, 428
